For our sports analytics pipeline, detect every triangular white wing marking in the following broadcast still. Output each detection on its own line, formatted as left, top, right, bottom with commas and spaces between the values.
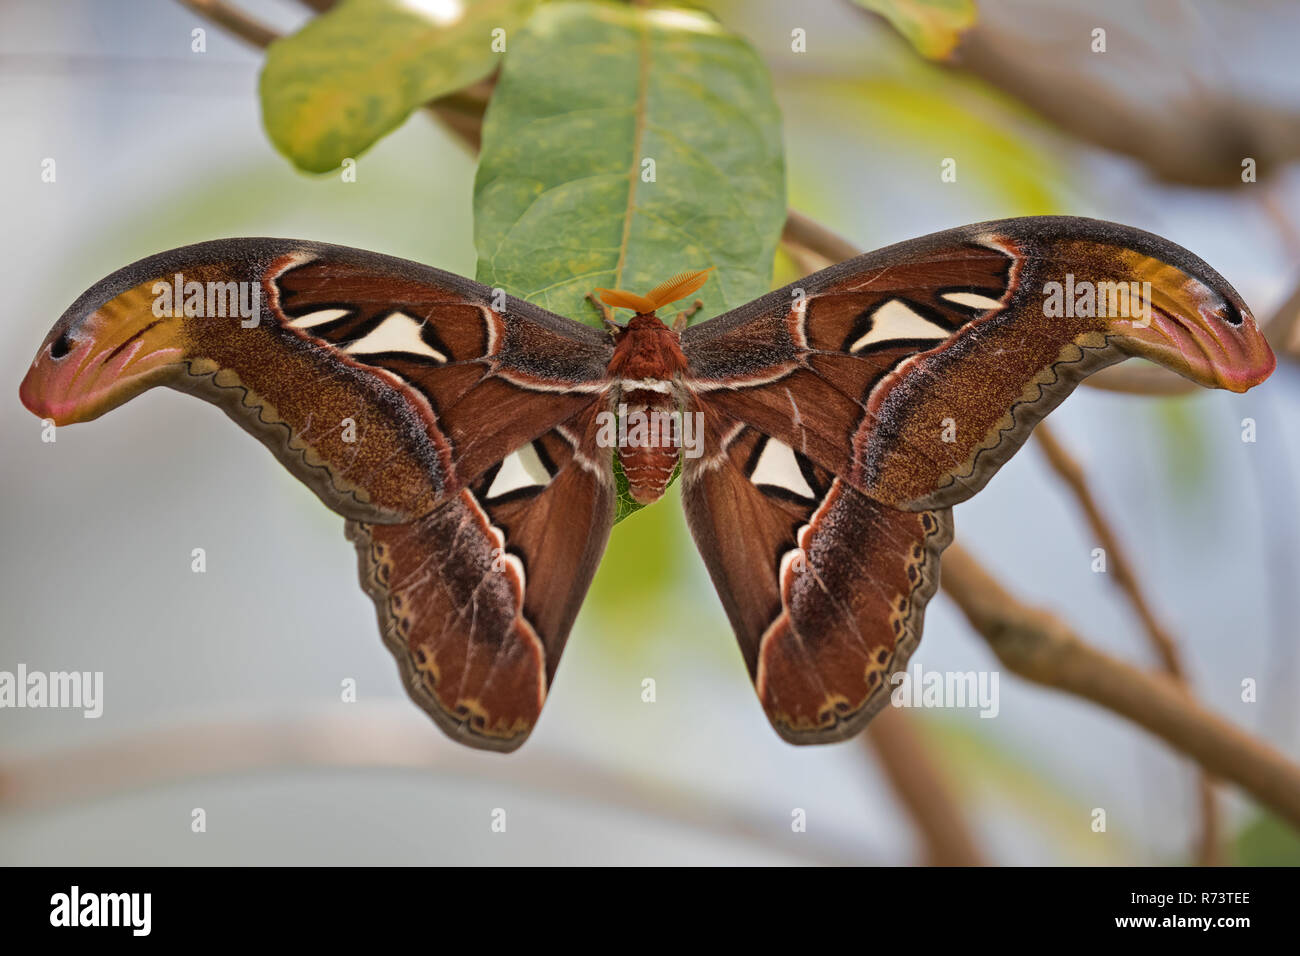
345, 312, 447, 362
849, 299, 949, 353
487, 442, 552, 500
751, 436, 815, 499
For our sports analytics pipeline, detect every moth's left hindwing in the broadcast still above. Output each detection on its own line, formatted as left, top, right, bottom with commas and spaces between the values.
20, 239, 618, 750
349, 406, 615, 750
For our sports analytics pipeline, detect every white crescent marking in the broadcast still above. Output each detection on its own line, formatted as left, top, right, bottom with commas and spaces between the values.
849, 299, 950, 353
620, 378, 673, 393
940, 291, 1003, 311
751, 436, 815, 499
289, 308, 353, 329
487, 442, 552, 499
345, 312, 448, 363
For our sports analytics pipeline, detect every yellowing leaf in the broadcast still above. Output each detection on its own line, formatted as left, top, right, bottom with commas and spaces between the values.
260, 0, 538, 173
853, 0, 977, 60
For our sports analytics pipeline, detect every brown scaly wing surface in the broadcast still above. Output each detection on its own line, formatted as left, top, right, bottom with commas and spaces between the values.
348, 404, 614, 750
680, 216, 1274, 744
20, 239, 614, 521
19, 239, 617, 750
682, 406, 951, 743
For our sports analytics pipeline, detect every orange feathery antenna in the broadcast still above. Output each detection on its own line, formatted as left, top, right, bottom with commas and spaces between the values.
595, 267, 714, 313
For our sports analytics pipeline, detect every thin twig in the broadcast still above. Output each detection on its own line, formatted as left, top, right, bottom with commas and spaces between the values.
1081, 364, 1197, 395
867, 710, 984, 865
783, 209, 862, 263
1261, 276, 1300, 362
1035, 426, 1185, 675
179, 0, 278, 47
1035, 422, 1220, 863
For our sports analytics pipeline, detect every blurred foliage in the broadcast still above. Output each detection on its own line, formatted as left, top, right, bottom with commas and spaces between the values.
773, 23, 1071, 227
850, 0, 977, 60
261, 0, 538, 172
846, 77, 1062, 214
926, 715, 1130, 864
1151, 398, 1210, 501
1235, 810, 1300, 865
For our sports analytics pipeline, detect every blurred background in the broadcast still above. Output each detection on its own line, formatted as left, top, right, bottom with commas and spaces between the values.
1, 0, 1298, 865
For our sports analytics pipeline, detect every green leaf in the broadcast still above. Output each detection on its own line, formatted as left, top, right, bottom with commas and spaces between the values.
474, 1, 785, 325
474, 1, 786, 519
852, 0, 977, 60
260, 0, 538, 173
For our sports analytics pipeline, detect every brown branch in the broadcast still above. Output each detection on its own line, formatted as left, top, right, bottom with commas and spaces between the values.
941, 543, 1300, 829
782, 209, 861, 264
1035, 422, 1221, 863
1035, 425, 1183, 676
780, 237, 827, 279
1262, 275, 1300, 363
1080, 363, 1197, 396
178, 0, 278, 47
953, 12, 1300, 189
867, 710, 984, 865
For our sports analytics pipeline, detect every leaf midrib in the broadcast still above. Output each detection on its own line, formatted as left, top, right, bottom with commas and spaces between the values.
613, 14, 651, 291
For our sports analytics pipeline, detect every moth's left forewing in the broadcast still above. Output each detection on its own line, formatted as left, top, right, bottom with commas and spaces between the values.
20, 239, 615, 523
